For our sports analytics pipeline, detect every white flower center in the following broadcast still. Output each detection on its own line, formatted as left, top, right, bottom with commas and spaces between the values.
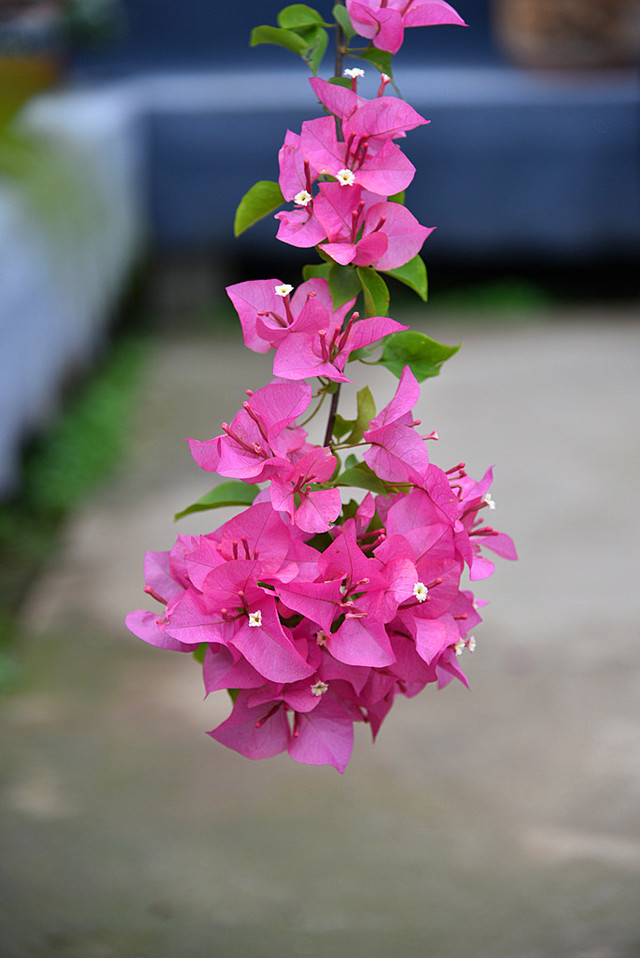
483, 493, 496, 510
316, 629, 328, 646
311, 680, 329, 696
454, 636, 477, 656
274, 283, 294, 298
294, 189, 312, 207
413, 581, 428, 602
343, 68, 365, 79
336, 168, 355, 187
248, 610, 262, 628
381, 73, 391, 83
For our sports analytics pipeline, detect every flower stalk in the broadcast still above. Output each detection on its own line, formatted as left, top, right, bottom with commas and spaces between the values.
126, 0, 517, 773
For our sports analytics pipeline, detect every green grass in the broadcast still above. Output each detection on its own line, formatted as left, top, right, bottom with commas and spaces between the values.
0, 332, 148, 690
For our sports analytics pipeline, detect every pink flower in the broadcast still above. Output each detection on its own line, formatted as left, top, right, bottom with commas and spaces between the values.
363, 365, 431, 482
315, 183, 432, 270
208, 687, 358, 773
272, 303, 407, 383
310, 77, 427, 141
226, 277, 354, 354
300, 115, 416, 198
187, 380, 312, 482
346, 0, 466, 54
269, 446, 343, 533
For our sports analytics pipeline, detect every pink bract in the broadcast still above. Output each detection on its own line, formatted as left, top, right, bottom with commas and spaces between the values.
346, 0, 466, 54
126, 1, 515, 773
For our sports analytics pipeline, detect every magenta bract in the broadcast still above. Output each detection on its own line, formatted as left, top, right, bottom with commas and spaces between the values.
127, 0, 514, 772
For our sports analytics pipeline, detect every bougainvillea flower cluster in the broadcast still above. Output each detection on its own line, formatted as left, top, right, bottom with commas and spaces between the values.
127, 0, 516, 772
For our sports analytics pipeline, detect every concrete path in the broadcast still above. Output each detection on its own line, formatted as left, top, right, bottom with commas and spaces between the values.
1, 308, 639, 958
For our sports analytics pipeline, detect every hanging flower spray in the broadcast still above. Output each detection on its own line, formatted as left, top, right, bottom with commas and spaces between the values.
127, 0, 517, 772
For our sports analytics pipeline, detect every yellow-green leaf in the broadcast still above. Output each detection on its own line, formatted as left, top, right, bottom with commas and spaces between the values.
174, 480, 258, 520
234, 180, 284, 237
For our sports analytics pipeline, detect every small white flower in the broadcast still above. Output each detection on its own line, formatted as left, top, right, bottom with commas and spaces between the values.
343, 68, 365, 79
316, 630, 328, 646
454, 639, 466, 657
381, 73, 391, 83
483, 493, 496, 510
310, 680, 329, 696
336, 168, 355, 187
467, 636, 477, 653
248, 610, 263, 628
274, 283, 294, 298
413, 582, 428, 602
294, 189, 312, 207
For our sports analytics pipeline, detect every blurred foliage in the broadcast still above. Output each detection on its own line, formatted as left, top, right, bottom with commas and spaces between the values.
431, 277, 555, 314
0, 333, 147, 691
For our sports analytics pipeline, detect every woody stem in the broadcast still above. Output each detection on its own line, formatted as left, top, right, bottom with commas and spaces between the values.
323, 386, 341, 448
323, 0, 347, 449
335, 0, 345, 79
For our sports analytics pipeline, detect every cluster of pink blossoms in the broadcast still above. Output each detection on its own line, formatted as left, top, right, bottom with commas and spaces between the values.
127, 1, 516, 772
275, 75, 433, 267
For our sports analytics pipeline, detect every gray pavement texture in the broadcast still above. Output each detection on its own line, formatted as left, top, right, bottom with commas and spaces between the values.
1, 308, 639, 958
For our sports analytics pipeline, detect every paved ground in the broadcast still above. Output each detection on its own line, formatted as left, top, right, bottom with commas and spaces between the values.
1, 307, 639, 958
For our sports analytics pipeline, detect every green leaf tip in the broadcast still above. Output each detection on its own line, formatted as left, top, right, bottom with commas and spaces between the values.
277, 5, 327, 29
382, 254, 428, 301
333, 3, 356, 37
234, 180, 284, 237
174, 480, 259, 521
379, 331, 460, 381
250, 24, 309, 55
357, 266, 390, 317
328, 263, 361, 309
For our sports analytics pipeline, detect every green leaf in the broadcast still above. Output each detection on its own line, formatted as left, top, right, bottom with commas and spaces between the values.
382, 254, 428, 301
332, 414, 355, 441
328, 263, 361, 309
333, 3, 356, 37
192, 643, 207, 664
344, 453, 358, 470
250, 24, 309, 55
388, 190, 405, 204
335, 462, 388, 495
347, 386, 376, 444
302, 262, 331, 281
234, 180, 284, 237
303, 24, 329, 74
341, 498, 359, 520
174, 481, 259, 521
356, 266, 390, 317
277, 4, 326, 28
379, 330, 460, 381
328, 76, 353, 89
353, 47, 393, 76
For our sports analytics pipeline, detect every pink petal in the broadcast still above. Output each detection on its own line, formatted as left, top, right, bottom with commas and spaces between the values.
308, 77, 365, 122
208, 693, 290, 760
363, 202, 433, 270
404, 0, 467, 28
352, 139, 416, 196
229, 598, 314, 683
345, 97, 428, 140
327, 612, 395, 667
287, 695, 354, 772
125, 609, 192, 652
294, 488, 342, 533
483, 532, 518, 561
275, 207, 327, 248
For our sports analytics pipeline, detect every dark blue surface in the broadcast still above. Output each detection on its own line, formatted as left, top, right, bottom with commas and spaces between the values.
73, 0, 498, 76
73, 1, 640, 260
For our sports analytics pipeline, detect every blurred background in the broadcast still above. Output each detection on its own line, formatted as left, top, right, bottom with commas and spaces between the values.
1, 1, 639, 956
